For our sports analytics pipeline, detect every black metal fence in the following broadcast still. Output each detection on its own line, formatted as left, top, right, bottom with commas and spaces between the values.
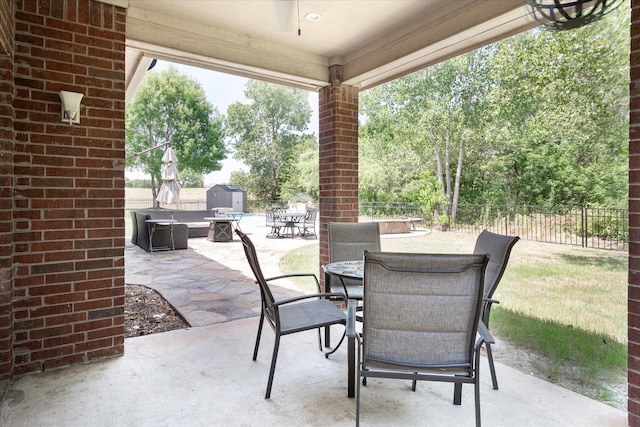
451, 204, 628, 251
357, 202, 628, 251
359, 202, 424, 221
126, 198, 629, 251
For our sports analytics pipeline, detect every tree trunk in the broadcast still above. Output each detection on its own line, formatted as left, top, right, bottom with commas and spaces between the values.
452, 139, 464, 222
271, 163, 278, 200
151, 174, 158, 208
444, 110, 452, 206
431, 126, 445, 197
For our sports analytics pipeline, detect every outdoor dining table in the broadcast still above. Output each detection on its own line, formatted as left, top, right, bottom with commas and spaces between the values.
323, 260, 364, 398
273, 212, 305, 238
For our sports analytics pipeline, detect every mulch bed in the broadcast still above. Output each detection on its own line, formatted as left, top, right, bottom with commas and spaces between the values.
124, 284, 189, 338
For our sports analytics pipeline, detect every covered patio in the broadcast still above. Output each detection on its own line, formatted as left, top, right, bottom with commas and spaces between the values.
0, 1, 639, 426
1, 320, 626, 426
1, 215, 627, 426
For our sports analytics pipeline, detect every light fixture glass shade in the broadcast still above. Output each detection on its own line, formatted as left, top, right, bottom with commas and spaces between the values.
305, 12, 321, 22
524, 0, 624, 31
59, 90, 84, 124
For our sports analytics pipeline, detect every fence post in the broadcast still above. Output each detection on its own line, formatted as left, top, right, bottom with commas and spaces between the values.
505, 211, 508, 236
582, 207, 587, 248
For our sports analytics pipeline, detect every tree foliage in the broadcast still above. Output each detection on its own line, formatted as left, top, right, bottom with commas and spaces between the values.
126, 66, 225, 203
226, 80, 313, 200
358, 6, 628, 213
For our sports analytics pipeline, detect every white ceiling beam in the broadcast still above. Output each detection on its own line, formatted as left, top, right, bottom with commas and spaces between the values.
126, 7, 330, 89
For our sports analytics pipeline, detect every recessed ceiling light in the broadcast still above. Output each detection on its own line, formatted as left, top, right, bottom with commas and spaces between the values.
305, 12, 321, 22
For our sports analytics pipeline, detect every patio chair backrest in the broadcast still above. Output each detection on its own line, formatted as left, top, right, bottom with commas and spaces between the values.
328, 222, 381, 263
236, 230, 276, 308
362, 251, 488, 369
304, 208, 317, 223
472, 230, 519, 300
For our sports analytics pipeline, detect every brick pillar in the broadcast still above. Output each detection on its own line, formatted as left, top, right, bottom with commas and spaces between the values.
631, 1, 640, 424
11, 0, 126, 375
318, 65, 359, 290
0, 0, 14, 392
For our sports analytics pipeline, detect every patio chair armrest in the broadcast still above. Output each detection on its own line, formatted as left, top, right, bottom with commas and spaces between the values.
272, 292, 345, 307
346, 299, 358, 338
265, 273, 320, 293
476, 320, 495, 348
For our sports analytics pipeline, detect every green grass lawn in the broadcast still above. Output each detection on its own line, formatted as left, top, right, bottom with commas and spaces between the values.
280, 230, 628, 408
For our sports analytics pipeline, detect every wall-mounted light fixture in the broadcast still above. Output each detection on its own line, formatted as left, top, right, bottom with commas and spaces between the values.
58, 90, 84, 125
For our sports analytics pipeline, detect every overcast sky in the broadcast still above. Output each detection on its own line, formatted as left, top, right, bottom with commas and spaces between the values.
126, 60, 320, 186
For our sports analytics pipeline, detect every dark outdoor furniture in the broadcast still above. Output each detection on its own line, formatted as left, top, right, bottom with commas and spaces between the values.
272, 211, 305, 238
265, 208, 287, 238
130, 211, 138, 245
133, 211, 188, 252
295, 208, 318, 238
348, 251, 492, 427
130, 209, 218, 251
145, 219, 177, 252
236, 229, 348, 399
204, 217, 235, 242
473, 230, 520, 390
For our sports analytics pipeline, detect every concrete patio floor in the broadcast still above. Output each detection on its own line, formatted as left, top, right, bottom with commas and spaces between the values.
0, 214, 629, 426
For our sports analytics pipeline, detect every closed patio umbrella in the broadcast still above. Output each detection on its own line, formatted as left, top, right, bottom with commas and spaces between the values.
156, 146, 181, 206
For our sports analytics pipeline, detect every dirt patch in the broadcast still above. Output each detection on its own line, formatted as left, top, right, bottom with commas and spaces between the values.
490, 337, 627, 411
125, 284, 189, 338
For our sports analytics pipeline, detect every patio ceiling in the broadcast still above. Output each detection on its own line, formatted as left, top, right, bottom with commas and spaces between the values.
119, 0, 538, 100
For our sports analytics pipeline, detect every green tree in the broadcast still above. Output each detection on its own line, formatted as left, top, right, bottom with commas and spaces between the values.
358, 5, 628, 211
226, 80, 312, 200
126, 66, 225, 204
485, 7, 629, 207
179, 169, 204, 188
281, 135, 318, 202
360, 47, 492, 220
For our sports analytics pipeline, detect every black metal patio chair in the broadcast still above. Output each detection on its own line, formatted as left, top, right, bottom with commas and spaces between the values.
473, 230, 520, 390
348, 251, 492, 427
236, 229, 347, 398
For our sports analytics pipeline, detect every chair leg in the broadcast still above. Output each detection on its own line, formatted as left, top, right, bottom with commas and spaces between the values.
453, 382, 462, 405
356, 344, 362, 426
265, 332, 281, 399
317, 328, 322, 351
324, 328, 346, 358
253, 312, 264, 361
475, 378, 481, 427
485, 342, 499, 390
412, 377, 417, 391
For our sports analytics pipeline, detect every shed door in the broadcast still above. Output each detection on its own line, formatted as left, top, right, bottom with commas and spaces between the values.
232, 192, 243, 211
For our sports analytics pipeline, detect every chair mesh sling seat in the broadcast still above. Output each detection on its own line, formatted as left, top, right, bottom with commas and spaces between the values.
236, 229, 347, 399
348, 251, 492, 427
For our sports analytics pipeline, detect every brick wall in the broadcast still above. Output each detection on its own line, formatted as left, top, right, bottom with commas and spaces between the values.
0, 0, 14, 388
11, 0, 126, 375
318, 81, 359, 290
632, 1, 640, 424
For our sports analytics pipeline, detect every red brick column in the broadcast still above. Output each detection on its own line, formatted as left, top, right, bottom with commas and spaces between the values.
11, 0, 126, 375
631, 1, 640, 424
318, 67, 359, 290
0, 0, 14, 389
